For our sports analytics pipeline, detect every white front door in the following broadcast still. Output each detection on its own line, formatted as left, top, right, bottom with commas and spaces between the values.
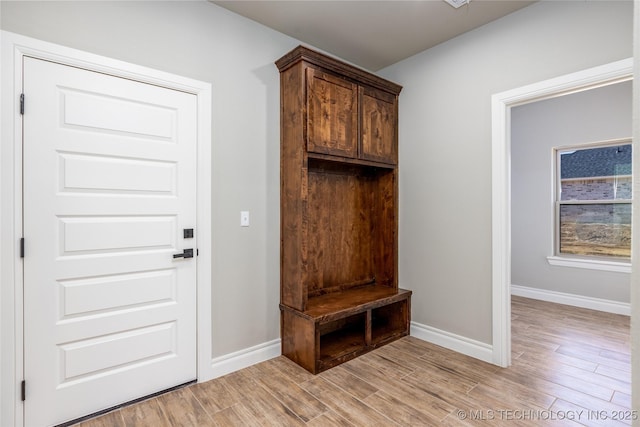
23, 56, 198, 426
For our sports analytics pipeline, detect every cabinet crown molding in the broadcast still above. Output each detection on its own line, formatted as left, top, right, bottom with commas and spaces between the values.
275, 45, 402, 95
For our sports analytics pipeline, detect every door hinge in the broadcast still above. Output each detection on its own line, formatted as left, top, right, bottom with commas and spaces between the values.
21, 380, 26, 401
20, 238, 24, 258
20, 94, 24, 115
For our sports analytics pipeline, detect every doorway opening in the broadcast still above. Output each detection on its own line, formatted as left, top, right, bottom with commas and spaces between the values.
490, 58, 633, 367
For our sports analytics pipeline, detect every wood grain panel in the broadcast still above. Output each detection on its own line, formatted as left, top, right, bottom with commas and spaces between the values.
306, 162, 374, 294
280, 62, 308, 311
340, 357, 457, 421
307, 68, 357, 158
209, 404, 259, 426
281, 309, 317, 373
120, 398, 169, 427
75, 297, 631, 427
156, 387, 214, 426
189, 376, 236, 414
220, 370, 306, 426
360, 86, 397, 164
372, 169, 397, 288
254, 366, 327, 422
320, 365, 378, 400
305, 411, 353, 427
363, 390, 444, 426
300, 377, 399, 426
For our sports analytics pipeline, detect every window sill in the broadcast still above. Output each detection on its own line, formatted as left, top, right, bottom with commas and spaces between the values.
546, 256, 631, 273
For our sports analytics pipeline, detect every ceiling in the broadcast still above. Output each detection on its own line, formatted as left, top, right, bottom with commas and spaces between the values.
212, 0, 535, 71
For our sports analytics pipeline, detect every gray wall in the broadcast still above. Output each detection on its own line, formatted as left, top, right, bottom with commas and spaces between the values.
511, 81, 632, 302
1, 0, 634, 358
1, 0, 299, 358
379, 0, 633, 344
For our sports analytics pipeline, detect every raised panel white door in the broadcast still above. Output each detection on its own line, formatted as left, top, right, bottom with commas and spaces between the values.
23, 57, 197, 427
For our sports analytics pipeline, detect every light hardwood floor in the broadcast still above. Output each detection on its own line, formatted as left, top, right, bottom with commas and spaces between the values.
75, 296, 632, 426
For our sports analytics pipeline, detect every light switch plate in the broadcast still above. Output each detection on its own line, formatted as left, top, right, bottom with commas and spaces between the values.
240, 211, 250, 227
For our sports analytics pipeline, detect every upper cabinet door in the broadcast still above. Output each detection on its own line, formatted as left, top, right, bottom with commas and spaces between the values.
307, 68, 358, 158
360, 86, 397, 165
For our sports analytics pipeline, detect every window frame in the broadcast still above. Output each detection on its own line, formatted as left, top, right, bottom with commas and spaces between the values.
551, 138, 632, 266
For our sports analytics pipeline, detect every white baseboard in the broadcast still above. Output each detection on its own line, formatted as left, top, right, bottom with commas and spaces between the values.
209, 338, 281, 379
207, 327, 498, 379
410, 321, 493, 364
511, 284, 630, 316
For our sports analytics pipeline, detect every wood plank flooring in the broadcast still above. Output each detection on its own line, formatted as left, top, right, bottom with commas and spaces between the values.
75, 296, 632, 426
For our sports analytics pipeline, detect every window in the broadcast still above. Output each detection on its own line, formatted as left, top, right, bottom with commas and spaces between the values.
555, 140, 632, 260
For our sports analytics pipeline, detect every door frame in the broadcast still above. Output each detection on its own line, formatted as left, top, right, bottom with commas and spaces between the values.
490, 57, 633, 367
1, 31, 213, 427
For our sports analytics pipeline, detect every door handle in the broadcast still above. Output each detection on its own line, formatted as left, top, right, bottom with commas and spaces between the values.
173, 248, 194, 259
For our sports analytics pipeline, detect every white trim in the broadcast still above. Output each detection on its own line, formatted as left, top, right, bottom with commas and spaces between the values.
1, 31, 213, 427
491, 78, 513, 368
210, 339, 281, 379
555, 137, 634, 154
491, 57, 633, 370
410, 322, 493, 364
547, 256, 631, 273
511, 284, 630, 316
561, 175, 632, 183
